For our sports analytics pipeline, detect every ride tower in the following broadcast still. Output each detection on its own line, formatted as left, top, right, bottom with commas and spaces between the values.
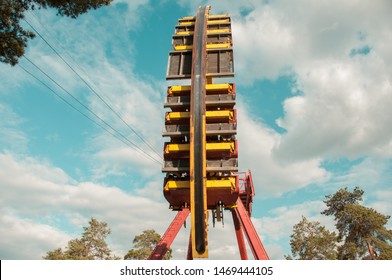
149, 6, 269, 260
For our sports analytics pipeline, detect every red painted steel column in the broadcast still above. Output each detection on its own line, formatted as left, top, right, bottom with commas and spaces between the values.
234, 198, 269, 260
148, 209, 190, 260
231, 209, 248, 260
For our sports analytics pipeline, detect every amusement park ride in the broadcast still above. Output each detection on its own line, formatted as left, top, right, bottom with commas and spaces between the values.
148, 6, 269, 260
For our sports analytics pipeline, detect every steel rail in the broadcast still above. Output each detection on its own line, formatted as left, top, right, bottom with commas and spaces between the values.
190, 5, 209, 257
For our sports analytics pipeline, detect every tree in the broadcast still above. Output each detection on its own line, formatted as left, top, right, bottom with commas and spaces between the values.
0, 0, 112, 66
287, 187, 392, 260
43, 218, 119, 260
321, 187, 364, 218
323, 187, 392, 260
80, 218, 112, 259
124, 229, 172, 260
286, 216, 338, 260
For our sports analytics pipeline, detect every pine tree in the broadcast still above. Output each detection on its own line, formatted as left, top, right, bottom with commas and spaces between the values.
287, 188, 392, 260
322, 187, 392, 259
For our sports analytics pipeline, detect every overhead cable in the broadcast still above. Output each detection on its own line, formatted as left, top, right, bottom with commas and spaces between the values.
24, 17, 163, 161
21, 56, 162, 165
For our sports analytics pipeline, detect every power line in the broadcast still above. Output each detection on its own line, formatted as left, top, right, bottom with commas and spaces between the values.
24, 17, 163, 161
19, 64, 130, 149
21, 56, 162, 165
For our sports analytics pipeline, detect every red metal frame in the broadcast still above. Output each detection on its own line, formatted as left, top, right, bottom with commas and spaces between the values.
150, 171, 269, 260
232, 209, 248, 260
148, 209, 190, 260
234, 198, 269, 260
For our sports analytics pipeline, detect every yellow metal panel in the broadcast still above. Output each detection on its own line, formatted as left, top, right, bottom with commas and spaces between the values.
208, 14, 229, 19
168, 85, 191, 95
165, 177, 236, 190
166, 110, 233, 121
207, 42, 231, 49
178, 21, 195, 25
166, 111, 190, 122
207, 177, 236, 189
165, 143, 190, 153
176, 28, 231, 35
169, 84, 232, 95
174, 42, 231, 51
207, 29, 231, 34
164, 180, 189, 190
176, 31, 194, 35
165, 142, 235, 154
206, 142, 235, 153
206, 110, 233, 120
174, 45, 193, 51
181, 16, 196, 20
206, 83, 233, 93
207, 19, 230, 24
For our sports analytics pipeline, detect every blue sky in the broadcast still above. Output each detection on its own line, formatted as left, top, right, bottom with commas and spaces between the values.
1, 0, 392, 259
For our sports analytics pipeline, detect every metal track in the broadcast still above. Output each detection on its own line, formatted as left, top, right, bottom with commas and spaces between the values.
190, 6, 209, 257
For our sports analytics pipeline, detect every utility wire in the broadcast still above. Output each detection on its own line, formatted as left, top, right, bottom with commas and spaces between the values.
19, 64, 135, 152
24, 17, 163, 161
27, 11, 93, 83
22, 56, 162, 165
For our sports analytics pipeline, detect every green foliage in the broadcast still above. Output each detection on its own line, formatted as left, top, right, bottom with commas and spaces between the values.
321, 186, 364, 239
81, 218, 112, 259
287, 187, 392, 260
287, 216, 338, 260
0, 1, 35, 65
124, 229, 172, 260
0, 0, 112, 66
43, 218, 119, 260
43, 247, 65, 260
323, 187, 392, 259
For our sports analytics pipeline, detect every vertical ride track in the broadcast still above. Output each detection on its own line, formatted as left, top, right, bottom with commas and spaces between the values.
190, 6, 209, 257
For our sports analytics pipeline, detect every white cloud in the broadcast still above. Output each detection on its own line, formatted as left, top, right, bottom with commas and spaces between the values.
0, 152, 173, 259
0, 104, 28, 152
237, 103, 330, 196
23, 4, 166, 181
0, 214, 71, 259
254, 200, 337, 259
232, 5, 295, 83
372, 189, 392, 217
231, 0, 392, 162
276, 55, 392, 161
83, 61, 165, 180
114, 0, 151, 28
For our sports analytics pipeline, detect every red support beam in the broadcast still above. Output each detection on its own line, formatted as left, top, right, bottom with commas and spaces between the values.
234, 198, 269, 260
148, 209, 190, 260
231, 209, 248, 260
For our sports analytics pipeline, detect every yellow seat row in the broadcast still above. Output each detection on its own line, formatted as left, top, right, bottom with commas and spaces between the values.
164, 176, 236, 190
168, 83, 233, 95
166, 110, 234, 122
164, 142, 235, 154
